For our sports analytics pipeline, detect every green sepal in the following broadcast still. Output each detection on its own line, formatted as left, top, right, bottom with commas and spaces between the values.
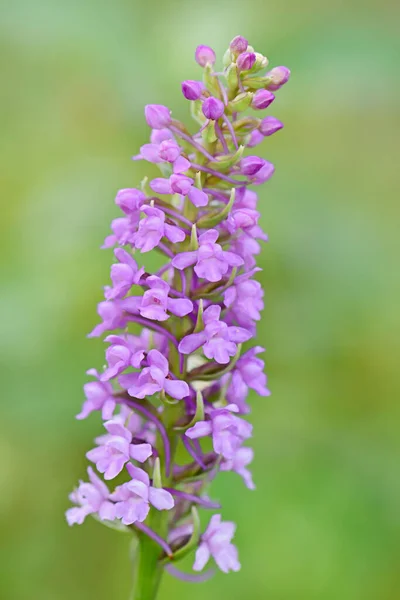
251, 52, 269, 73
241, 75, 273, 90
203, 64, 222, 98
226, 92, 253, 114
201, 121, 217, 144
174, 391, 205, 432
192, 267, 238, 301
190, 99, 207, 126
140, 176, 151, 197
92, 514, 131, 533
169, 507, 201, 563
226, 64, 239, 94
208, 146, 244, 172
193, 299, 204, 333
190, 224, 199, 250
195, 171, 203, 190
152, 457, 162, 488
232, 116, 260, 134
157, 162, 172, 177
196, 188, 235, 228
223, 48, 233, 67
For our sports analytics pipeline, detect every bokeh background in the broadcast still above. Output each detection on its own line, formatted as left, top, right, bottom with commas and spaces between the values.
1, 0, 399, 598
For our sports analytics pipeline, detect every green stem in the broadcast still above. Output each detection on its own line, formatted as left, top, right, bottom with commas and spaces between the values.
131, 534, 164, 600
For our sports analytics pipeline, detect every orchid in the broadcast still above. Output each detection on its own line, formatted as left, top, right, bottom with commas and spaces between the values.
67, 35, 289, 599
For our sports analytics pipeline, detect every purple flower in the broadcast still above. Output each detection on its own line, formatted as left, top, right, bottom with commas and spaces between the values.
250, 160, 275, 185
66, 467, 116, 525
150, 175, 209, 208
226, 346, 270, 412
123, 275, 193, 321
193, 514, 240, 573
236, 52, 256, 72
76, 368, 116, 420
86, 420, 153, 480
104, 248, 144, 300
251, 89, 275, 109
119, 349, 189, 400
134, 138, 191, 175
221, 447, 255, 490
172, 229, 243, 283
182, 80, 204, 101
234, 187, 258, 210
88, 299, 126, 338
223, 271, 264, 328
179, 305, 251, 364
186, 404, 252, 459
259, 116, 284, 137
195, 45, 216, 67
111, 464, 174, 525
133, 206, 185, 252
225, 208, 265, 239
115, 188, 146, 214
145, 104, 172, 129
229, 35, 248, 55
230, 232, 262, 270
266, 66, 291, 90
100, 334, 147, 381
239, 156, 266, 176
102, 214, 140, 248
202, 97, 225, 120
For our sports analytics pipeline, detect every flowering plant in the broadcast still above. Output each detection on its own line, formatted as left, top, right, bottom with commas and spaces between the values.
67, 35, 289, 599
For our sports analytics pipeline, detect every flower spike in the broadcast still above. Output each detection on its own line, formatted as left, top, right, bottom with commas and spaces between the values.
67, 35, 289, 596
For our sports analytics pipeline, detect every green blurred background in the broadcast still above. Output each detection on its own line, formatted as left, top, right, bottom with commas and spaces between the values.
1, 0, 399, 598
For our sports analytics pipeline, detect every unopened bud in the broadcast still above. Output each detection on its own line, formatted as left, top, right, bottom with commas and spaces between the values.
195, 45, 216, 67
202, 96, 225, 120
266, 66, 291, 90
236, 52, 256, 72
251, 89, 275, 109
259, 116, 284, 136
239, 156, 266, 176
144, 104, 171, 129
229, 35, 248, 56
182, 80, 204, 101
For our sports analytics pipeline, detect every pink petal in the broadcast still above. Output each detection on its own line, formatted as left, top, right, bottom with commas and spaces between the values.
164, 223, 185, 244
193, 543, 211, 571
150, 178, 172, 194
185, 420, 212, 439
173, 156, 191, 173
129, 443, 153, 462
198, 229, 219, 245
187, 187, 209, 207
172, 251, 198, 270
164, 378, 189, 400
126, 463, 150, 486
147, 349, 169, 375
178, 331, 207, 355
167, 297, 193, 317
149, 487, 175, 510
